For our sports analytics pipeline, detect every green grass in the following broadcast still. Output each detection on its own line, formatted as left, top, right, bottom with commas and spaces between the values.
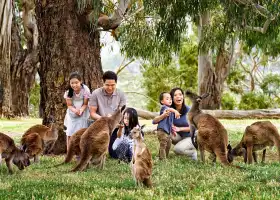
1, 118, 280, 199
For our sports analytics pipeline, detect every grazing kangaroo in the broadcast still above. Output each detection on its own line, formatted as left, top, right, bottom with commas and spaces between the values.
22, 123, 58, 154
56, 128, 87, 166
228, 121, 280, 164
0, 132, 30, 174
21, 132, 44, 162
130, 125, 153, 188
186, 90, 231, 166
71, 105, 126, 172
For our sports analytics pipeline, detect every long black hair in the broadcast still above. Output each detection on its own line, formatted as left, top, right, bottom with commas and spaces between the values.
67, 72, 83, 98
123, 107, 140, 136
170, 87, 187, 115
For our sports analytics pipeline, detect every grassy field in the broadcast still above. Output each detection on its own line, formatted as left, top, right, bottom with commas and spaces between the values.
0, 118, 280, 199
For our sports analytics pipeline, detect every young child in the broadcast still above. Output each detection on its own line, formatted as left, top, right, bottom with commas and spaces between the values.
63, 72, 90, 151
155, 92, 180, 160
112, 107, 143, 163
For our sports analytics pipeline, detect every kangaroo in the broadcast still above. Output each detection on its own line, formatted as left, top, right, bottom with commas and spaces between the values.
228, 121, 280, 164
21, 132, 44, 162
71, 105, 126, 172
56, 128, 87, 166
22, 123, 58, 154
186, 90, 231, 166
0, 132, 30, 174
130, 125, 153, 188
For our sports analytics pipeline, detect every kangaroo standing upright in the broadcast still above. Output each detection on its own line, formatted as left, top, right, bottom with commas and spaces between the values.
130, 125, 153, 188
228, 121, 280, 164
186, 90, 230, 165
71, 105, 126, 172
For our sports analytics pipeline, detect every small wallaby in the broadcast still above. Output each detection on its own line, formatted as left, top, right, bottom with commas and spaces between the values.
71, 105, 126, 172
228, 121, 280, 164
56, 128, 87, 166
0, 132, 30, 174
130, 125, 153, 188
186, 90, 230, 166
21, 132, 44, 162
22, 123, 58, 154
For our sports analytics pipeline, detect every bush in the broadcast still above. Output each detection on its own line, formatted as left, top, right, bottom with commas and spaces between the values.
221, 92, 237, 110
239, 92, 272, 110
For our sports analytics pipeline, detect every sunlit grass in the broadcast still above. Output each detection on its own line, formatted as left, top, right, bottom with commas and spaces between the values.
0, 118, 280, 199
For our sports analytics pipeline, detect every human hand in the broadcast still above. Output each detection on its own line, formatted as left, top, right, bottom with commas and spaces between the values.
172, 125, 180, 133
78, 109, 83, 116
174, 110, 181, 119
163, 109, 170, 118
74, 109, 80, 116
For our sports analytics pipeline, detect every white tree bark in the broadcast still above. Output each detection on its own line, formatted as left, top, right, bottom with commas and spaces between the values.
0, 0, 13, 116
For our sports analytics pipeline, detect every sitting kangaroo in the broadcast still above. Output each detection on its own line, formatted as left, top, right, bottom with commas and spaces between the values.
130, 125, 153, 188
186, 90, 230, 165
22, 123, 58, 154
21, 132, 44, 162
228, 121, 280, 164
71, 105, 126, 172
0, 132, 30, 174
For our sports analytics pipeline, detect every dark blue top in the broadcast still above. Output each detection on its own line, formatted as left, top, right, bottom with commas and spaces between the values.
157, 105, 174, 135
173, 105, 191, 138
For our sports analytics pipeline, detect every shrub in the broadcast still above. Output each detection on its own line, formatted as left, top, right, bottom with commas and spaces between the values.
221, 92, 237, 110
239, 92, 272, 110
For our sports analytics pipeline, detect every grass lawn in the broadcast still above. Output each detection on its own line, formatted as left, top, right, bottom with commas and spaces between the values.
0, 118, 280, 199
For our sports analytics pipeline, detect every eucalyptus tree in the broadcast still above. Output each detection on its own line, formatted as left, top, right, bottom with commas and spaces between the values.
35, 0, 131, 153
0, 0, 13, 117
120, 0, 280, 109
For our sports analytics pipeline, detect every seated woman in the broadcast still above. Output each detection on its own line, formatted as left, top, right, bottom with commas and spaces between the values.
109, 107, 143, 162
153, 87, 197, 160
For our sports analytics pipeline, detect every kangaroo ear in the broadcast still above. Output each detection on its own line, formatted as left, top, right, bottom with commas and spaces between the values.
140, 124, 146, 130
201, 93, 209, 99
120, 105, 126, 113
185, 90, 193, 96
227, 144, 232, 151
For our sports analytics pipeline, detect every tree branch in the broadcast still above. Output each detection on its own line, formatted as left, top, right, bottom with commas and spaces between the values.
245, 17, 274, 34
115, 58, 135, 75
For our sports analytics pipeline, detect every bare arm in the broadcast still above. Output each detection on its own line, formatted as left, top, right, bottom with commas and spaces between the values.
89, 106, 101, 120
167, 108, 181, 119
152, 110, 170, 124
66, 99, 79, 114
79, 98, 89, 114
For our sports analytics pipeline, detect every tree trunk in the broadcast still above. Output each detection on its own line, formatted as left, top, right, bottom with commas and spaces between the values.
0, 0, 13, 117
36, 0, 103, 154
135, 108, 280, 120
10, 9, 38, 117
198, 12, 231, 110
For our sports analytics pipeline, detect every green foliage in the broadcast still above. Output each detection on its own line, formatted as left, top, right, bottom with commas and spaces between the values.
226, 67, 246, 94
29, 81, 40, 117
260, 73, 280, 98
221, 92, 237, 110
239, 92, 272, 110
142, 40, 198, 111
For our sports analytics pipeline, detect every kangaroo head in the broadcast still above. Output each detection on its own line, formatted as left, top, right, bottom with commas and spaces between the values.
130, 125, 145, 140
109, 105, 126, 131
227, 144, 246, 163
185, 90, 209, 104
13, 149, 30, 170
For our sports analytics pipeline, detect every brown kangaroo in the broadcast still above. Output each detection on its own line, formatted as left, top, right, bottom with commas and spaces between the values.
56, 128, 87, 166
186, 90, 230, 166
21, 132, 44, 162
22, 123, 58, 154
71, 105, 126, 172
130, 125, 153, 188
0, 132, 30, 174
228, 121, 280, 164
